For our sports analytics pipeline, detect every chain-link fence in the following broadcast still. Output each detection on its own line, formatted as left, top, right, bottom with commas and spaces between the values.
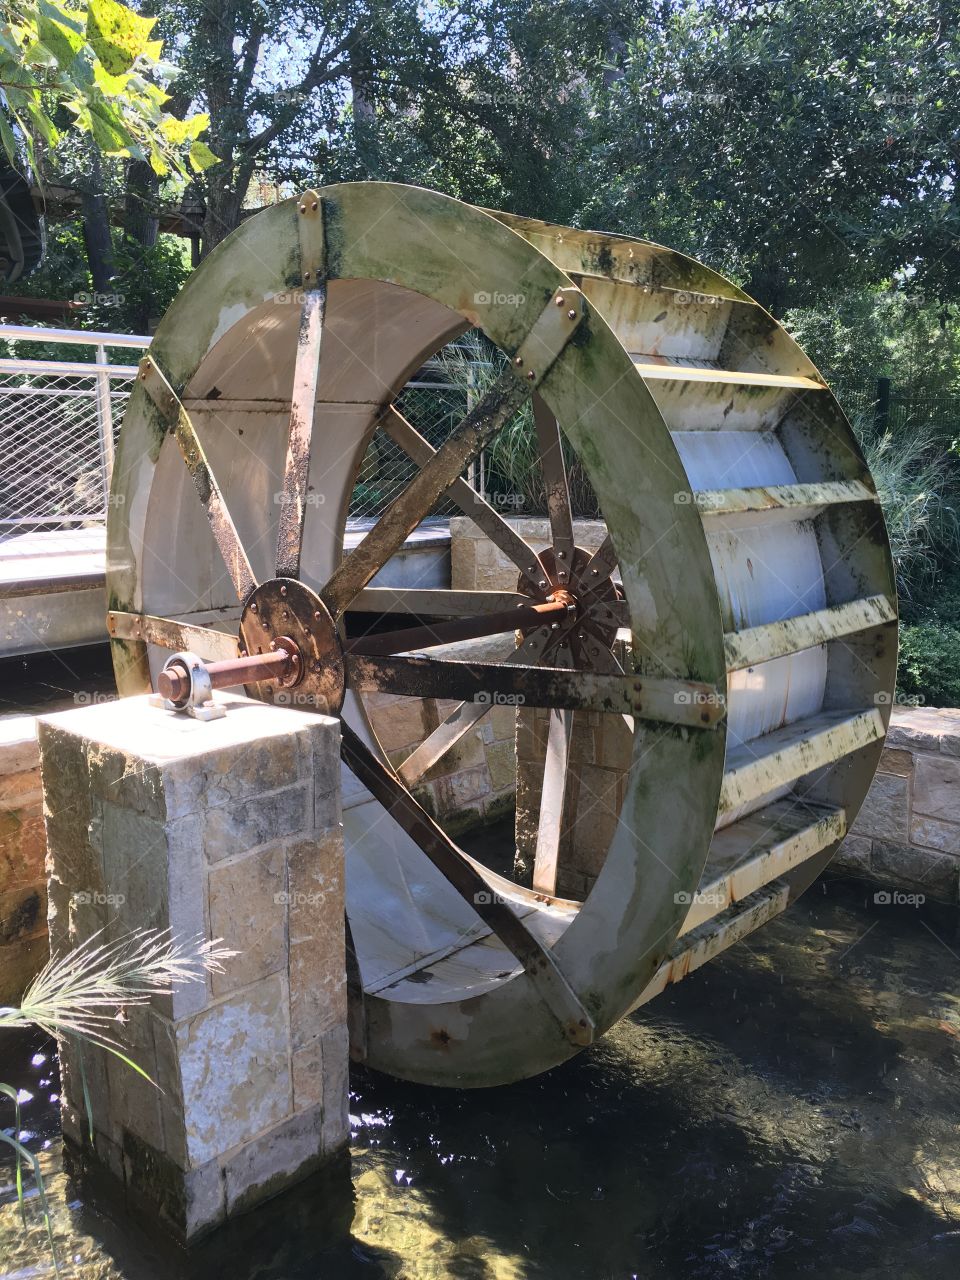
350, 373, 475, 518
0, 325, 147, 542
0, 364, 136, 537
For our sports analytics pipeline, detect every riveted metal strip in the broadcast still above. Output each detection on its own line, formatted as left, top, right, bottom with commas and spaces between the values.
512, 286, 585, 386
296, 188, 326, 284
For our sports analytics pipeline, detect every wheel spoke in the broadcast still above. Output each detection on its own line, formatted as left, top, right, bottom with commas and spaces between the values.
275, 285, 326, 579
350, 587, 529, 615
107, 609, 239, 662
576, 532, 619, 591
321, 370, 532, 619
533, 394, 575, 576
532, 648, 574, 896
395, 629, 554, 786
346, 598, 572, 657
346, 652, 725, 726
380, 405, 551, 593
339, 720, 594, 1045
139, 355, 258, 603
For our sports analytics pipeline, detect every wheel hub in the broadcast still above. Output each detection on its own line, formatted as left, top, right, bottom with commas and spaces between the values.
518, 546, 622, 665
239, 578, 345, 714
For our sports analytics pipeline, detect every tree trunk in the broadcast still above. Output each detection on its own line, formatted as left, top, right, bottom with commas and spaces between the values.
124, 159, 159, 252
79, 151, 114, 293
201, 170, 244, 257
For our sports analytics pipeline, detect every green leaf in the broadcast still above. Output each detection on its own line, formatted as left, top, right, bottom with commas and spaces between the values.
0, 1128, 62, 1277
37, 2, 85, 69
86, 0, 157, 76
159, 111, 209, 145
189, 138, 218, 172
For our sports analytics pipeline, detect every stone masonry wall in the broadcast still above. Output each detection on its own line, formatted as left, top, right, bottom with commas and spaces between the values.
833, 707, 960, 903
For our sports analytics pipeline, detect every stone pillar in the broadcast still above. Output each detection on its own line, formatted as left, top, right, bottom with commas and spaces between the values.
37, 693, 348, 1241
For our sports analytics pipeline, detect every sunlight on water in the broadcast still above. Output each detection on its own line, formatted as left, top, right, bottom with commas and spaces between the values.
2, 878, 960, 1279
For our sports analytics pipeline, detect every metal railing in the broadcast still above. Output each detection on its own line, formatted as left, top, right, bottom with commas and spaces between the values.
0, 324, 148, 537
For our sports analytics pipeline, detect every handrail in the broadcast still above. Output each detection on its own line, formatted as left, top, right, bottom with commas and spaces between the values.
0, 357, 139, 378
0, 323, 150, 349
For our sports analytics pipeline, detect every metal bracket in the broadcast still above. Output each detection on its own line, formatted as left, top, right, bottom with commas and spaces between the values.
512, 286, 585, 387
149, 650, 227, 721
296, 189, 326, 285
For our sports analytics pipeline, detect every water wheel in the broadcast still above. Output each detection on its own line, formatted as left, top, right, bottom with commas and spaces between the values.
106, 182, 897, 1086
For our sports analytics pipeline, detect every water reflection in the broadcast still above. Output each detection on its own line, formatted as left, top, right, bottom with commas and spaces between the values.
2, 877, 959, 1278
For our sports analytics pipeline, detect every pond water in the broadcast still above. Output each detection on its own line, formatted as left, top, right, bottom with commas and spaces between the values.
2, 876, 959, 1279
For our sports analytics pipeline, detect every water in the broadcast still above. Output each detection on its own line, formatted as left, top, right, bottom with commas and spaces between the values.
2, 876, 959, 1278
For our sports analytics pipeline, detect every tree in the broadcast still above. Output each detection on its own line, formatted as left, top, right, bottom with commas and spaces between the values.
576, 0, 960, 313
150, 0, 621, 254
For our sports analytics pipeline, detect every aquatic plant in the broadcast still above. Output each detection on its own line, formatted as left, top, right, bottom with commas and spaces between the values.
0, 928, 233, 1273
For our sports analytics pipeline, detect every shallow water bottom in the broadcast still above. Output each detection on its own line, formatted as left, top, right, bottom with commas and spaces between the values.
2, 876, 960, 1279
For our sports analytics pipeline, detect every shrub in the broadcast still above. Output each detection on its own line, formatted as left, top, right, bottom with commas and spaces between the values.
897, 623, 960, 709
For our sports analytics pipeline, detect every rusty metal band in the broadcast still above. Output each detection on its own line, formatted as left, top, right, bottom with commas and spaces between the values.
107, 610, 239, 662
345, 653, 726, 728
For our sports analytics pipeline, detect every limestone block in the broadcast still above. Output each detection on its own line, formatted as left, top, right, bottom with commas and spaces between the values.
122, 1129, 225, 1239
910, 813, 960, 856
175, 973, 292, 1165
37, 694, 349, 1240
201, 785, 308, 861
485, 739, 517, 792
320, 1023, 350, 1151
913, 755, 960, 822
223, 1104, 325, 1216
872, 840, 960, 903
288, 830, 347, 1045
879, 747, 914, 777
208, 843, 287, 997
850, 771, 910, 842
368, 697, 430, 752
831, 833, 872, 875
435, 765, 491, 809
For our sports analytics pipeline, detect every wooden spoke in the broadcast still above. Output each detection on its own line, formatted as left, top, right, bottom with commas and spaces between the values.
139, 355, 258, 603
321, 370, 532, 619
380, 403, 551, 594
107, 609, 239, 662
576, 532, 619, 591
396, 629, 554, 786
346, 598, 572, 658
346, 652, 725, 727
340, 720, 594, 1045
350, 587, 529, 615
275, 286, 326, 578
532, 648, 574, 896
533, 394, 575, 574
